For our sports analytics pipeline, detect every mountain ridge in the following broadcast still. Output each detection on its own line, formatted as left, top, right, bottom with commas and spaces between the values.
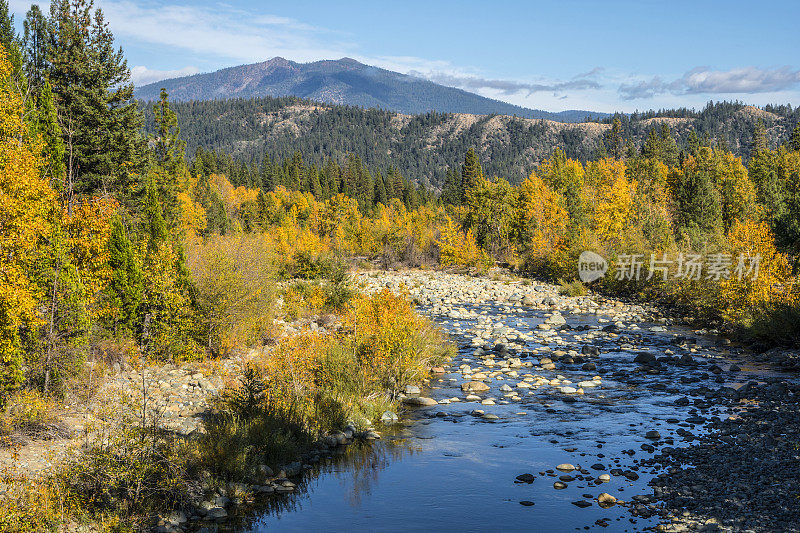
134, 57, 609, 123
140, 95, 798, 189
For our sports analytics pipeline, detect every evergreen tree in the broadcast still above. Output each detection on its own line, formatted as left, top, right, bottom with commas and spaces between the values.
106, 215, 143, 337
373, 171, 387, 206
790, 123, 800, 152
206, 190, 228, 235
0, 1, 12, 49
672, 162, 722, 236
441, 167, 463, 205
33, 81, 66, 187
152, 88, 185, 174
150, 88, 184, 225
687, 130, 701, 155
22, 5, 47, 89
143, 175, 168, 253
642, 128, 660, 159
461, 148, 483, 202
386, 166, 404, 199
751, 119, 767, 155
47, 0, 146, 206
659, 124, 679, 166
260, 156, 275, 191
285, 151, 303, 190
0, 0, 21, 70
605, 117, 625, 159
307, 164, 322, 198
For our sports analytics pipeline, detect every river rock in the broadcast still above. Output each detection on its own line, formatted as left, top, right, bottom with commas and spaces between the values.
206, 507, 228, 521
634, 353, 657, 364
598, 493, 617, 507
380, 411, 399, 424
461, 381, 490, 392
403, 396, 437, 407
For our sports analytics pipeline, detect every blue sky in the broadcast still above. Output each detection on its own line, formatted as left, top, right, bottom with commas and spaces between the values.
9, 0, 800, 112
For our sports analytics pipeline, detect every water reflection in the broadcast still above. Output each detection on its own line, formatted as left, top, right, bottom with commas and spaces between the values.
235, 435, 416, 532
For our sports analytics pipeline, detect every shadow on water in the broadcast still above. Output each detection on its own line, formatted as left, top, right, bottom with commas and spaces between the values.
222, 436, 416, 532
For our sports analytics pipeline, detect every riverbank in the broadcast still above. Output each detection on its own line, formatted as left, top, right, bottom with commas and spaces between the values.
3, 268, 799, 532
0, 285, 450, 532
646, 379, 800, 532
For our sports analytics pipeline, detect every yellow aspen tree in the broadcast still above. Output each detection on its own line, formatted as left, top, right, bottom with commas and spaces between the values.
715, 150, 757, 231
516, 171, 568, 252
0, 46, 54, 399
595, 172, 636, 243
719, 220, 791, 325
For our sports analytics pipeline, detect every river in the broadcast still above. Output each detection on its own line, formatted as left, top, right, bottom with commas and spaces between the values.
227, 272, 791, 532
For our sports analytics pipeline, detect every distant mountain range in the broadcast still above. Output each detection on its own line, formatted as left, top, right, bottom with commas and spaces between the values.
141, 96, 797, 189
134, 57, 609, 123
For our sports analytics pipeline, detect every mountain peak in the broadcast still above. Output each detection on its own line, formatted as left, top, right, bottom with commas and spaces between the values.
134, 58, 608, 122
264, 56, 293, 67
336, 57, 364, 66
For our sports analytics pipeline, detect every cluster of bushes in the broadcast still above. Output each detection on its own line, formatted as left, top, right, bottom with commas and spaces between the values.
201, 288, 452, 479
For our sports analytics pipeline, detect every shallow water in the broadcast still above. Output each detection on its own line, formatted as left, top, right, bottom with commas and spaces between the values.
237, 302, 788, 532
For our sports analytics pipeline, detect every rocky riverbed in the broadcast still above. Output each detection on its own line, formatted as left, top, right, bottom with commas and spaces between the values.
4, 269, 798, 532
323, 270, 797, 533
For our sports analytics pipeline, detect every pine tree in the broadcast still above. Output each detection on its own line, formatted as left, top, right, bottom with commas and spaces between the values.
150, 88, 184, 225
285, 151, 303, 190
47, 0, 146, 205
442, 167, 463, 205
659, 124, 679, 167
642, 128, 661, 160
687, 130, 700, 155
751, 119, 767, 155
0, 1, 12, 49
672, 154, 722, 236
789, 123, 800, 152
461, 148, 483, 202
22, 5, 47, 89
30, 82, 66, 187
0, 0, 21, 70
307, 165, 322, 198
143, 174, 168, 253
257, 155, 272, 191
386, 166, 404, 199
605, 117, 625, 159
106, 215, 143, 337
373, 171, 387, 206
152, 88, 185, 173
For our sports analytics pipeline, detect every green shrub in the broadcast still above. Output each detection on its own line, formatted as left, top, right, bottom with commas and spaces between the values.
187, 235, 277, 356
558, 279, 588, 297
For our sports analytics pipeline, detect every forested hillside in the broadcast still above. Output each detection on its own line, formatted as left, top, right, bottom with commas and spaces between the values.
141, 96, 800, 188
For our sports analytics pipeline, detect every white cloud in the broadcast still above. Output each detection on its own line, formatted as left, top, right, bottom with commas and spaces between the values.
94, 0, 353, 64
130, 65, 200, 86
410, 71, 601, 96
619, 66, 800, 99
